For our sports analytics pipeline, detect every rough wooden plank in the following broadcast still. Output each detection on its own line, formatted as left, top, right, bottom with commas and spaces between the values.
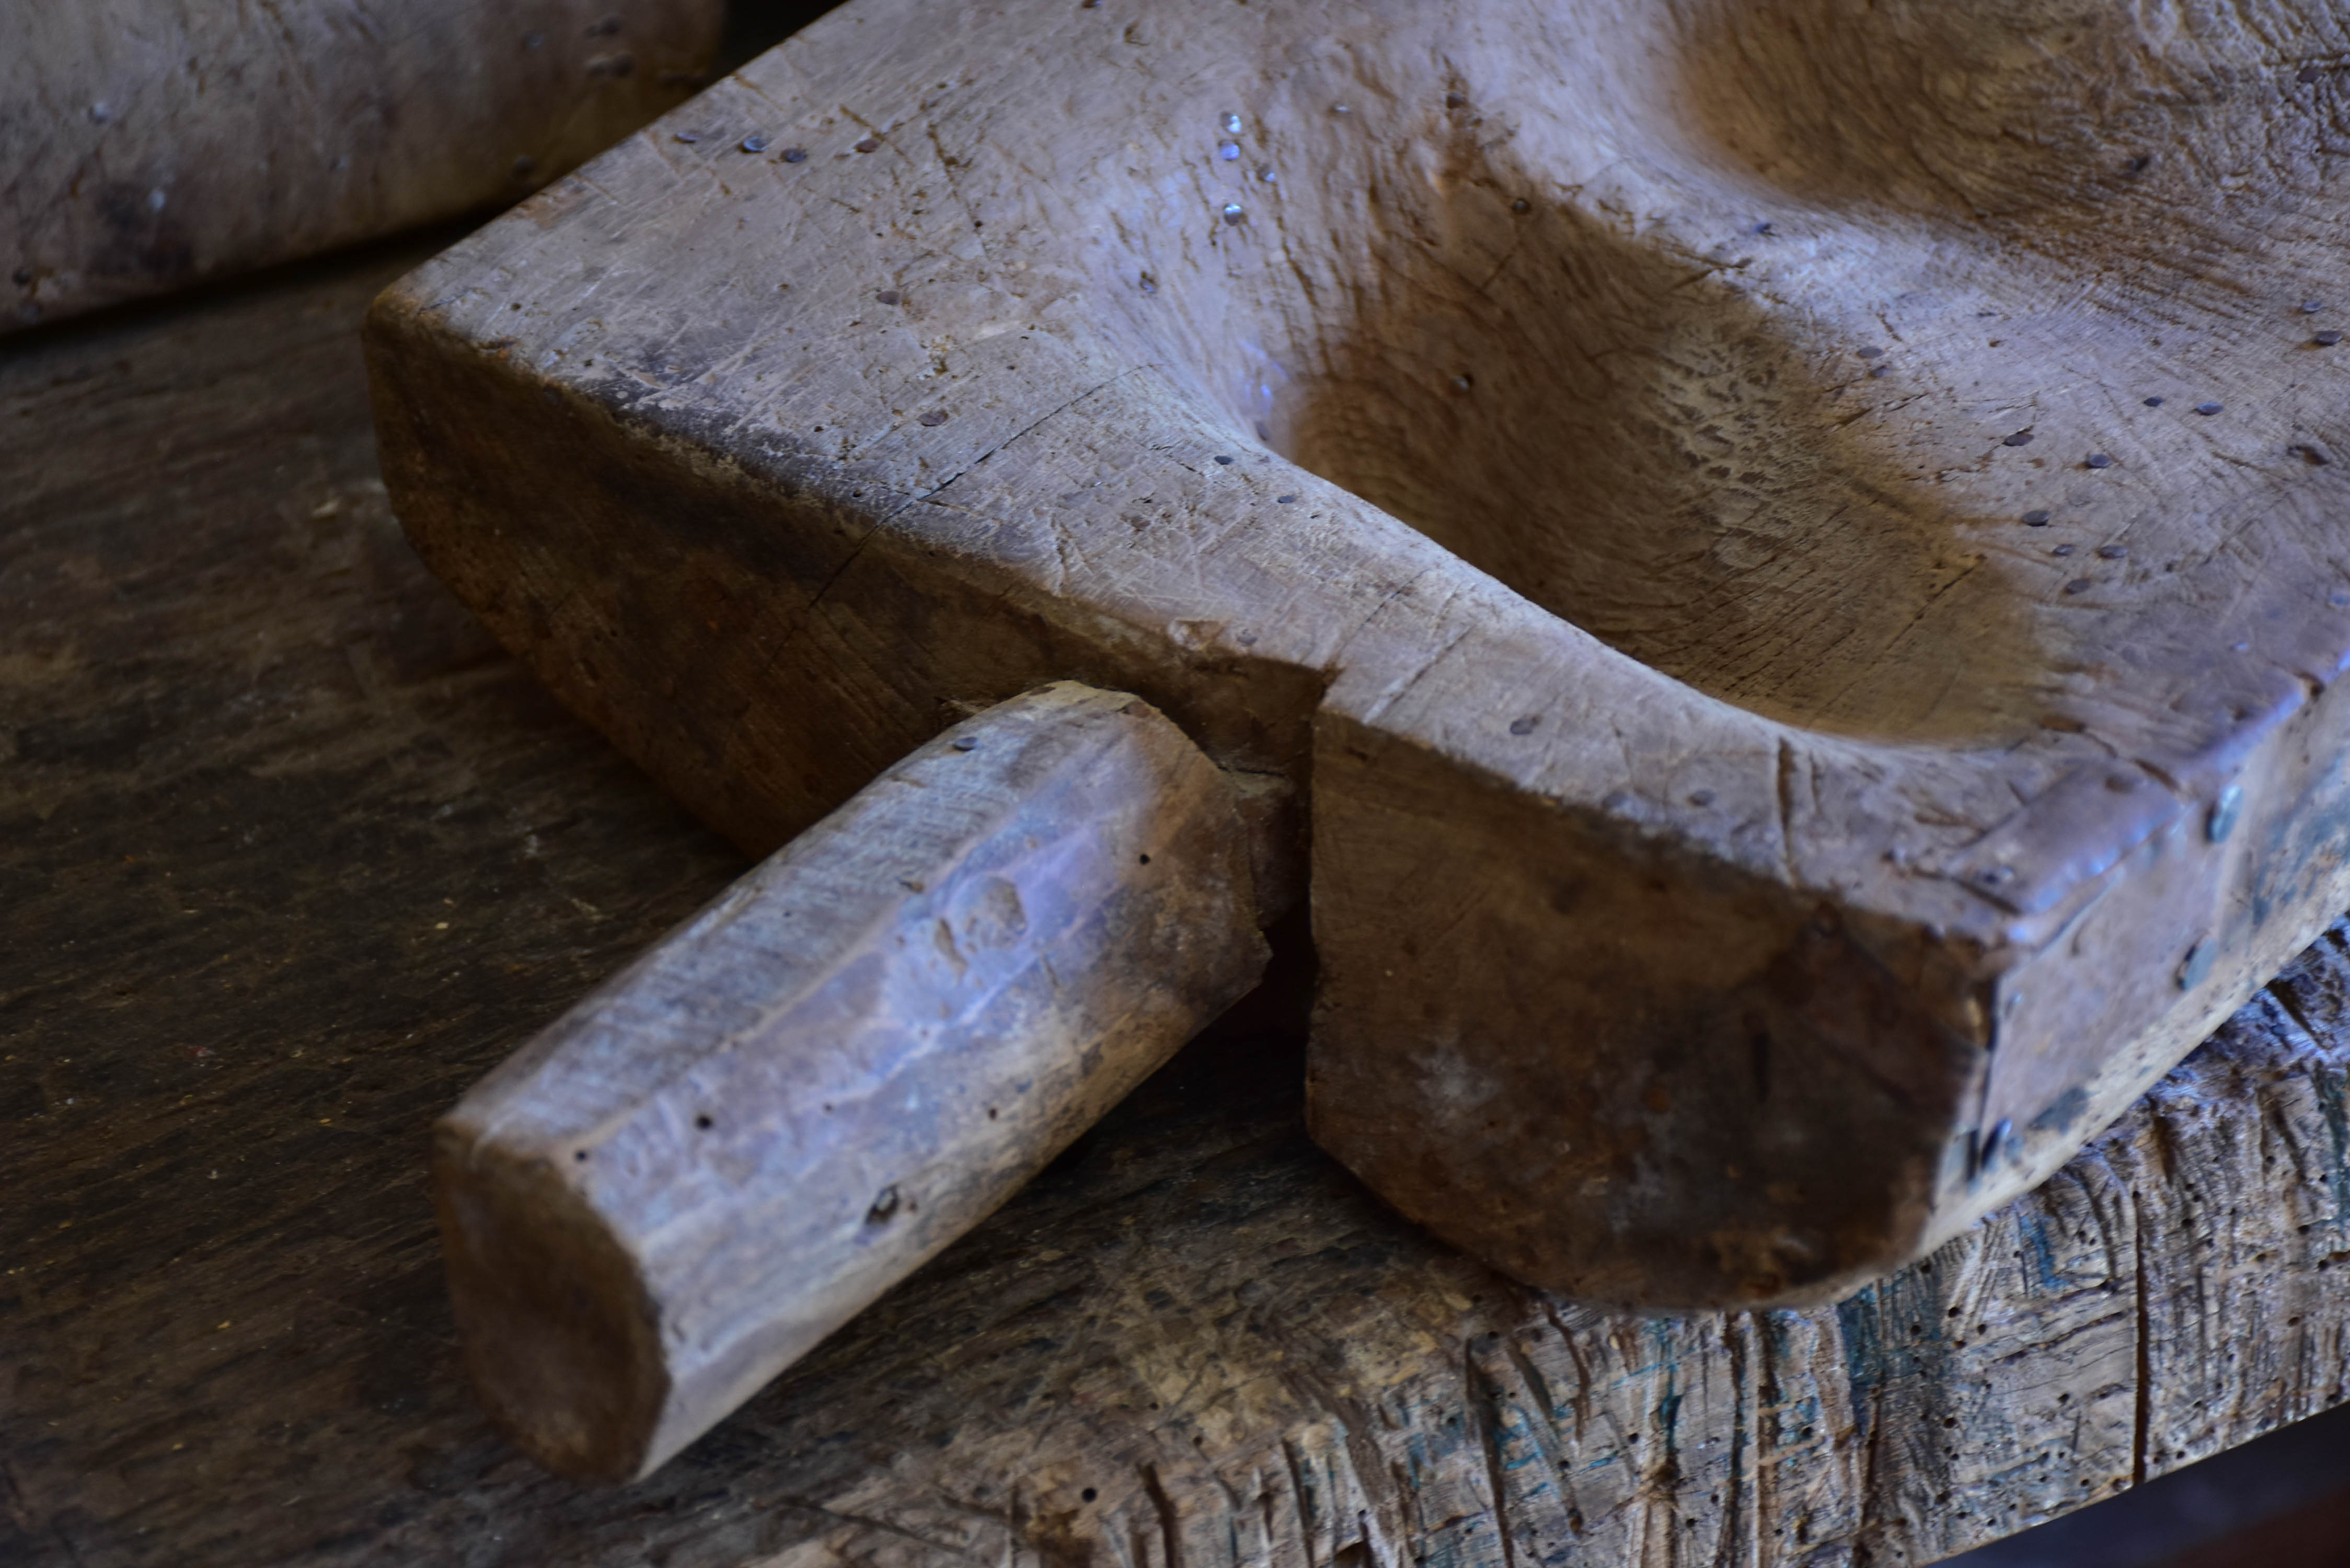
441, 681, 1266, 1483
3, 0, 722, 332
365, 0, 2350, 1307
8, 227, 2350, 1568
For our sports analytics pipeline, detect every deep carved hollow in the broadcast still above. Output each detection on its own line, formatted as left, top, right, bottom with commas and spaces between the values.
1253, 169, 2046, 745
1125, 0, 2350, 749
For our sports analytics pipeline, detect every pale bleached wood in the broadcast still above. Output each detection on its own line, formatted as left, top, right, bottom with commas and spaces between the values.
369, 0, 2350, 1308
434, 681, 1268, 1483
2, 0, 721, 333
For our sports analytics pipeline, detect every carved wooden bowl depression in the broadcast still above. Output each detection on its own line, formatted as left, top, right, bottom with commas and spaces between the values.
370, 0, 2350, 1478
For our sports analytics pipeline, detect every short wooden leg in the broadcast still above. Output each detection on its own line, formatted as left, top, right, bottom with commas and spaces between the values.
432, 682, 1266, 1482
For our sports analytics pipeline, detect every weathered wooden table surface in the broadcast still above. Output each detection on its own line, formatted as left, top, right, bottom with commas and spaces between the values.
7, 239, 2350, 1568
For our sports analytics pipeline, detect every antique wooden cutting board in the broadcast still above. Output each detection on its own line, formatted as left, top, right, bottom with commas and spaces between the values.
365, 0, 2350, 1475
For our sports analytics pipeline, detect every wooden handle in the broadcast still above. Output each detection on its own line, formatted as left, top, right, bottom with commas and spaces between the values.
431, 683, 1267, 1482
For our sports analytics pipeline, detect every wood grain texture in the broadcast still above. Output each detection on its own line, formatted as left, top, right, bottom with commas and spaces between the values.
364, 0, 2350, 1307
2, 0, 722, 333
8, 230, 2350, 1568
440, 681, 1266, 1483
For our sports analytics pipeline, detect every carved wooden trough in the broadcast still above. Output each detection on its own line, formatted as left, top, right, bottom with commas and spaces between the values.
367, 0, 2350, 1481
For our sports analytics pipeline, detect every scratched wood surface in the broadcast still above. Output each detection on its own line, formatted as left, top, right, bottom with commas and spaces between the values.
7, 236, 2350, 1568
